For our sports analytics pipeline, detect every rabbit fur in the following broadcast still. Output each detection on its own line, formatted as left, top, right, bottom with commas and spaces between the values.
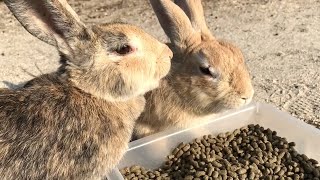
0, 0, 172, 179
133, 0, 254, 139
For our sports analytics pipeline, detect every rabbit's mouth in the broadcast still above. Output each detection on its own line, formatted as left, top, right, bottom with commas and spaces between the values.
154, 48, 172, 80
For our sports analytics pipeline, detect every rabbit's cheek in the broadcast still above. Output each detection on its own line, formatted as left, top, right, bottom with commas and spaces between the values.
195, 91, 212, 107
202, 76, 219, 84
119, 64, 158, 97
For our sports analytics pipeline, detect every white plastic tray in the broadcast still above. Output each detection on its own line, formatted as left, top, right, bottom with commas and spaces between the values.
107, 102, 320, 180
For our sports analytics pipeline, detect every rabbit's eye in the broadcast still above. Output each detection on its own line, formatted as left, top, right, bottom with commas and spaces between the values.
199, 66, 219, 79
199, 67, 211, 75
115, 45, 134, 55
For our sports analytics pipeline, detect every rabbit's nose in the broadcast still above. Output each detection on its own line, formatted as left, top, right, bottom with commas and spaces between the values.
241, 97, 250, 104
163, 45, 173, 60
241, 90, 254, 104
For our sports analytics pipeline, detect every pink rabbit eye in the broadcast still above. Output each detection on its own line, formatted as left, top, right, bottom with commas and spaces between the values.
115, 45, 135, 55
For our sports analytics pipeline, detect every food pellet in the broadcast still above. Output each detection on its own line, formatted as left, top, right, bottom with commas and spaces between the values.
120, 124, 320, 179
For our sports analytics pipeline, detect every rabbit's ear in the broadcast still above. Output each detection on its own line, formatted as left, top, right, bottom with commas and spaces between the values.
174, 0, 212, 37
150, 0, 196, 48
4, 0, 91, 53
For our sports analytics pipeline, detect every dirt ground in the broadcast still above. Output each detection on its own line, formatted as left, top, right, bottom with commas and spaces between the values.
0, 0, 319, 128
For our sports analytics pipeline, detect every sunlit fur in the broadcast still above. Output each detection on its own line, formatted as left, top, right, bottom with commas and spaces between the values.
69, 24, 172, 102
1, 0, 172, 179
133, 0, 254, 139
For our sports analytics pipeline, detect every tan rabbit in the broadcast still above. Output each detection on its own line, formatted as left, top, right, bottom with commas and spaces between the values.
0, 0, 172, 179
133, 0, 254, 139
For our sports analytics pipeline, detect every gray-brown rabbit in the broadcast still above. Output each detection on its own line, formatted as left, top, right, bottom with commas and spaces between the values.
0, 0, 172, 179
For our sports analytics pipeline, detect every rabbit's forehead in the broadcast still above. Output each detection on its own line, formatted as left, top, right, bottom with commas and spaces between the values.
196, 47, 229, 68
93, 24, 153, 49
95, 24, 144, 38
203, 42, 244, 65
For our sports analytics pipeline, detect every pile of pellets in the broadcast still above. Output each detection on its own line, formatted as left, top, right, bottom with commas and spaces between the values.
121, 124, 320, 180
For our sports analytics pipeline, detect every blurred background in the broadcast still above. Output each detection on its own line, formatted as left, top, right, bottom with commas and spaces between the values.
0, 0, 319, 128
